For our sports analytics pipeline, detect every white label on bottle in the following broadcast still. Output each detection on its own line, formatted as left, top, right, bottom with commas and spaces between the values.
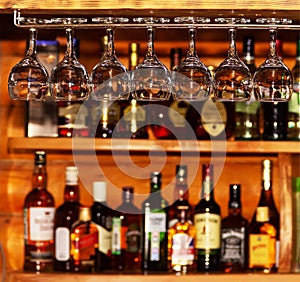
171, 233, 194, 265
94, 223, 112, 255
194, 213, 221, 249
150, 231, 160, 261
112, 217, 122, 255
29, 207, 55, 241
145, 212, 166, 233
55, 227, 70, 261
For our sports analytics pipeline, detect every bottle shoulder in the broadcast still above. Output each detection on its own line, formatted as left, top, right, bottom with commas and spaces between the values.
24, 188, 55, 207
115, 202, 140, 214
194, 199, 220, 214
222, 213, 248, 228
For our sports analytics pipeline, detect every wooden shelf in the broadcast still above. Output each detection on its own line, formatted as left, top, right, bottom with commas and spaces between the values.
5, 271, 300, 282
7, 137, 300, 154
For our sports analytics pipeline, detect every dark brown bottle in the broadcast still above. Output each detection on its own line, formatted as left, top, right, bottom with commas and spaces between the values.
54, 166, 81, 271
250, 159, 280, 271
23, 151, 55, 272
221, 184, 248, 272
194, 164, 221, 272
111, 187, 141, 272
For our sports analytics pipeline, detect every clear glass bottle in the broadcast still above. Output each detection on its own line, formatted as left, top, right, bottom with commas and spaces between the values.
23, 151, 55, 272
168, 206, 196, 274
142, 172, 169, 272
70, 206, 98, 272
221, 184, 248, 272
287, 37, 300, 140
248, 206, 277, 273
111, 186, 141, 272
250, 159, 280, 271
54, 166, 81, 271
194, 164, 221, 272
91, 181, 114, 271
235, 35, 261, 140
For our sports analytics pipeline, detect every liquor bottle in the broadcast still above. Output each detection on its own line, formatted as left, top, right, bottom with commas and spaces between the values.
168, 165, 192, 228
248, 206, 277, 273
23, 151, 55, 272
194, 164, 221, 272
287, 37, 300, 140
116, 42, 149, 139
263, 38, 288, 140
142, 172, 169, 272
292, 177, 300, 272
221, 184, 248, 272
168, 206, 196, 274
54, 166, 81, 271
70, 206, 98, 272
250, 159, 280, 270
111, 187, 141, 272
235, 35, 261, 140
91, 181, 114, 271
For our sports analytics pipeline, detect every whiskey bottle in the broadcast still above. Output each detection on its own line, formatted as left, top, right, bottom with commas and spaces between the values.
142, 172, 169, 272
262, 38, 288, 140
250, 159, 280, 270
111, 187, 141, 272
70, 206, 98, 272
194, 164, 221, 272
221, 184, 248, 272
235, 35, 261, 140
168, 206, 196, 274
248, 206, 277, 273
287, 37, 300, 140
23, 151, 55, 272
91, 181, 114, 271
54, 166, 81, 271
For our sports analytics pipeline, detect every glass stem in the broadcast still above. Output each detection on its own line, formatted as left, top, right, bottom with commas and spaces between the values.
106, 28, 115, 57
228, 27, 237, 57
146, 26, 155, 57
187, 27, 197, 57
269, 28, 277, 59
27, 28, 37, 57
66, 28, 74, 58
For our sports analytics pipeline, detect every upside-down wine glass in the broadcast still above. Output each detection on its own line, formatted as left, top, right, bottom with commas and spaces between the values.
173, 16, 212, 101
8, 26, 49, 101
49, 18, 90, 101
131, 17, 172, 101
253, 18, 293, 102
90, 17, 130, 101
213, 18, 252, 102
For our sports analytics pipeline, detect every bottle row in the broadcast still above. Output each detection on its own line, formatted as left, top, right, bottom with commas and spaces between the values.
26, 35, 300, 140
24, 151, 289, 274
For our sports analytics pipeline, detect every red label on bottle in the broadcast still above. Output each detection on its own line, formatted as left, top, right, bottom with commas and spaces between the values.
74, 232, 98, 250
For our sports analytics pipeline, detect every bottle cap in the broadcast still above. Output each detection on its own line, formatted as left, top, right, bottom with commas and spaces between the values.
176, 165, 187, 179
151, 172, 161, 185
34, 151, 46, 165
256, 206, 269, 222
79, 206, 91, 221
93, 181, 107, 202
65, 166, 78, 185
292, 177, 300, 193
229, 184, 241, 209
122, 186, 134, 202
243, 35, 255, 55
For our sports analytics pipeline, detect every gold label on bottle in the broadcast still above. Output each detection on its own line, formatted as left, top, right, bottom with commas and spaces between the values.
194, 213, 221, 249
168, 101, 188, 127
95, 224, 112, 255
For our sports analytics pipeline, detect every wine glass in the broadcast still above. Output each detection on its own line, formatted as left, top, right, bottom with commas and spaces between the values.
173, 17, 212, 101
213, 18, 252, 102
49, 18, 89, 101
8, 26, 49, 101
253, 18, 293, 102
131, 17, 172, 101
90, 17, 130, 101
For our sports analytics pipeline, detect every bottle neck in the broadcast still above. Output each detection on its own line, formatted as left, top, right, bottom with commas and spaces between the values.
201, 177, 214, 201
259, 160, 276, 207
32, 164, 47, 189
228, 184, 241, 216
178, 208, 188, 224
174, 177, 188, 202
64, 184, 79, 202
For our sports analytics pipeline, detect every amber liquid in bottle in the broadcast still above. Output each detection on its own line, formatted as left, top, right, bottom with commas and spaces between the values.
70, 206, 98, 272
194, 164, 221, 272
111, 187, 141, 272
54, 166, 81, 271
168, 206, 196, 274
221, 184, 248, 272
23, 151, 55, 272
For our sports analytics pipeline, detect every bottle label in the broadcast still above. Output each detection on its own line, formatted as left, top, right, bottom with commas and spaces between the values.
126, 223, 141, 253
73, 231, 98, 250
55, 227, 70, 261
28, 207, 55, 241
94, 223, 112, 255
171, 233, 194, 266
194, 213, 221, 249
150, 231, 160, 261
221, 227, 246, 264
288, 89, 300, 114
201, 100, 226, 137
249, 234, 276, 268
168, 101, 189, 128
112, 217, 127, 255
